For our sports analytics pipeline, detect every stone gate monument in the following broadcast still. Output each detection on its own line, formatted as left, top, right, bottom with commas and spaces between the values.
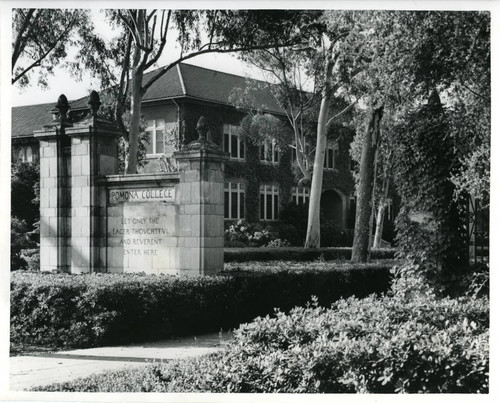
35, 91, 228, 276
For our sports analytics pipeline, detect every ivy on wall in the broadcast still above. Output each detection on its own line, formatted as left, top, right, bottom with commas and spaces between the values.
178, 100, 356, 223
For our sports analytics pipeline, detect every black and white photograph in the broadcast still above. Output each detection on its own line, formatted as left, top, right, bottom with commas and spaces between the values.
0, 0, 495, 400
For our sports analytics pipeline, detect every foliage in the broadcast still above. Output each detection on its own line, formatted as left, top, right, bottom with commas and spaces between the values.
238, 113, 291, 157
224, 220, 281, 247
20, 247, 40, 271
11, 161, 40, 271
225, 216, 352, 248
36, 273, 489, 393
224, 247, 395, 263
12, 9, 110, 87
11, 218, 36, 271
235, 46, 324, 186
103, 9, 322, 173
11, 262, 391, 349
11, 160, 39, 228
392, 94, 468, 283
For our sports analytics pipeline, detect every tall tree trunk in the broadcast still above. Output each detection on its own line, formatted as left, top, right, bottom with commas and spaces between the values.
126, 13, 145, 175
351, 106, 384, 262
373, 177, 390, 248
304, 48, 335, 248
368, 147, 379, 253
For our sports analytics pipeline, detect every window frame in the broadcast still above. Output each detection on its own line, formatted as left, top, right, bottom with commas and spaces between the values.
260, 139, 279, 165
259, 184, 279, 221
224, 182, 246, 220
223, 124, 245, 161
292, 186, 310, 205
324, 142, 336, 170
145, 119, 178, 156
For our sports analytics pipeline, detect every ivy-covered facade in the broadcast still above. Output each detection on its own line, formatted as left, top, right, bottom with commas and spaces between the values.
140, 99, 356, 229
12, 63, 359, 229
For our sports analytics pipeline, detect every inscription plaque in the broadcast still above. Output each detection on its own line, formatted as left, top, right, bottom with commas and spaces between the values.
109, 187, 175, 204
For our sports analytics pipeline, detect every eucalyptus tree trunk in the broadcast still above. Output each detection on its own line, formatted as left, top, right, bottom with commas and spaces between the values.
351, 106, 384, 262
373, 177, 390, 248
125, 12, 145, 175
304, 48, 335, 248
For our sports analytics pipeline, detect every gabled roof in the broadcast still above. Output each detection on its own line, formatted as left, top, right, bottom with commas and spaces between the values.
12, 62, 284, 138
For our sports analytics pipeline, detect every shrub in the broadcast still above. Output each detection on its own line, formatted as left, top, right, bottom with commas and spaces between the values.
36, 290, 489, 393
224, 247, 395, 262
320, 220, 352, 247
225, 220, 281, 247
11, 218, 39, 271
225, 213, 354, 248
20, 248, 40, 271
11, 262, 392, 349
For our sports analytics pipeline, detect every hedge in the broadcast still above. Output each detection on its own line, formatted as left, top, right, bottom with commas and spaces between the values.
224, 247, 396, 262
35, 286, 489, 393
11, 262, 391, 349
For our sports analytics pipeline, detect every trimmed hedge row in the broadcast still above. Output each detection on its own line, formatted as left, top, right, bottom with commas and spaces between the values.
11, 262, 391, 349
224, 247, 396, 262
35, 290, 489, 393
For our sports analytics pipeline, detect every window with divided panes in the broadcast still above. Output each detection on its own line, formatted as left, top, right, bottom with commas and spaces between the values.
223, 124, 245, 160
260, 139, 279, 164
260, 184, 279, 221
145, 119, 177, 155
292, 186, 310, 205
224, 182, 245, 219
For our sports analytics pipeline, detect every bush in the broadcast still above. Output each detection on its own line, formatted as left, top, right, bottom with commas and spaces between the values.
11, 218, 39, 271
36, 286, 489, 393
225, 220, 281, 247
320, 220, 352, 247
11, 262, 392, 349
224, 247, 395, 262
225, 209, 354, 248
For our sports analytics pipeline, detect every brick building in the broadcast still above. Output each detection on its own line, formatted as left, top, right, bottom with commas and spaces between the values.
12, 63, 364, 231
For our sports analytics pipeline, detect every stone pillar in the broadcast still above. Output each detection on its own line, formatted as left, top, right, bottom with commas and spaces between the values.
34, 95, 72, 272
174, 117, 229, 276
35, 91, 120, 273
65, 91, 120, 273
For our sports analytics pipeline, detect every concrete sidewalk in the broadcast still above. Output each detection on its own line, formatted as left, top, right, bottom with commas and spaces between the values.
10, 332, 232, 391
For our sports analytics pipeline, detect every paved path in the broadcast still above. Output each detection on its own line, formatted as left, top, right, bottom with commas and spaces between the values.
10, 332, 232, 391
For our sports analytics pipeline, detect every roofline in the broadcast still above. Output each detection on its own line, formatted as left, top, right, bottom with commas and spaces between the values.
179, 62, 273, 89
142, 94, 286, 117
177, 64, 186, 95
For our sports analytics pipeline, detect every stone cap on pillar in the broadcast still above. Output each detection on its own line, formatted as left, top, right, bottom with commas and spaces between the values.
66, 90, 121, 138
34, 94, 73, 139
174, 116, 229, 162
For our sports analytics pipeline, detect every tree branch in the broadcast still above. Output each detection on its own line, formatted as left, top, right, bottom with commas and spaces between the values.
12, 8, 36, 70
326, 99, 357, 127
144, 10, 171, 71
12, 13, 78, 84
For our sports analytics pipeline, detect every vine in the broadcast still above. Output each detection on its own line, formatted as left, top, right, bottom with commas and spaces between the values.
392, 92, 468, 287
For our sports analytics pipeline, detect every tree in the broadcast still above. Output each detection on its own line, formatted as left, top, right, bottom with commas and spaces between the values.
304, 11, 371, 248
11, 161, 40, 270
236, 46, 324, 186
11, 160, 39, 228
350, 106, 383, 262
107, 9, 319, 174
350, 11, 490, 265
12, 8, 109, 87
